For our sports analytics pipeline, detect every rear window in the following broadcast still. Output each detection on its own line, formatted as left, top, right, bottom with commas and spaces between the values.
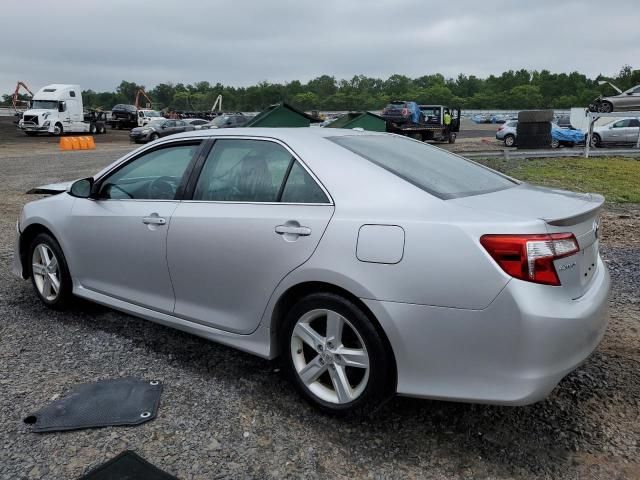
385, 103, 406, 110
329, 135, 517, 199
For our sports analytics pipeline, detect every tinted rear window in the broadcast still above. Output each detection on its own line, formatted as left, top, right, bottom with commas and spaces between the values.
329, 135, 517, 199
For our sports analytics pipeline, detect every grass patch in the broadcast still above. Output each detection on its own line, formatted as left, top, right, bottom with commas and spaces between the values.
475, 157, 640, 203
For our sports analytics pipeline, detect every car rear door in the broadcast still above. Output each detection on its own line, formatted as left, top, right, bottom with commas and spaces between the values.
66, 140, 203, 313
167, 137, 334, 334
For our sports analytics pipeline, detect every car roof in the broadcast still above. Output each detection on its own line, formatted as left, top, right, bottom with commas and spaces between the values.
163, 127, 388, 143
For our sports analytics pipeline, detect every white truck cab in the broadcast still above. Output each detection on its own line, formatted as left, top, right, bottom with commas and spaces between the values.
18, 84, 90, 136
137, 109, 163, 126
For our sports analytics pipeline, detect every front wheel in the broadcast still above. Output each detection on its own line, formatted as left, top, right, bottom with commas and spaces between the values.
53, 123, 63, 136
28, 233, 73, 310
504, 134, 516, 147
281, 293, 394, 415
551, 138, 560, 148
448, 132, 456, 143
598, 101, 613, 113
591, 134, 601, 148
149, 132, 159, 142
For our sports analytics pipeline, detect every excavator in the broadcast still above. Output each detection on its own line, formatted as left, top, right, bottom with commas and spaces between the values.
11, 81, 34, 115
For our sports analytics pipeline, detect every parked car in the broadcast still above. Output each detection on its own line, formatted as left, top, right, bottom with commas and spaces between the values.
497, 121, 584, 148
381, 101, 422, 125
14, 128, 609, 415
590, 84, 640, 113
496, 120, 518, 147
128, 119, 194, 143
183, 118, 209, 129
201, 113, 250, 129
591, 117, 640, 147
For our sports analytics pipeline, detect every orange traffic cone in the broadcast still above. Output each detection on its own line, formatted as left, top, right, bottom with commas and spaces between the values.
59, 137, 72, 151
87, 136, 96, 149
70, 137, 81, 150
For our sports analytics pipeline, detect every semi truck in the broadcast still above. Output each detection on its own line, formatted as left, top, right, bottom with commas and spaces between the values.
17, 84, 107, 136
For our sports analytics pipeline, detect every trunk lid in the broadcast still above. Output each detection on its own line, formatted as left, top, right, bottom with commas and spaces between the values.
452, 183, 603, 298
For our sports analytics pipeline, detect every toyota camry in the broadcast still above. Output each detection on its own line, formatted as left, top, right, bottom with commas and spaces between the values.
13, 128, 610, 414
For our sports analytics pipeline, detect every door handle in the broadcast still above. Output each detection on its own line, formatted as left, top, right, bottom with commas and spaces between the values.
275, 225, 311, 236
142, 216, 166, 225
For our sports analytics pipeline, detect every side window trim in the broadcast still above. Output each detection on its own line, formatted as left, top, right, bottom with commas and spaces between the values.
93, 139, 205, 201
182, 136, 333, 205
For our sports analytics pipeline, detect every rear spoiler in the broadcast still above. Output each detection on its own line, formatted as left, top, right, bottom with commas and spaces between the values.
542, 193, 604, 226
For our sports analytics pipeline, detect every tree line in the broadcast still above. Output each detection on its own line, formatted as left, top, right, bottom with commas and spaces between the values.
4, 66, 638, 112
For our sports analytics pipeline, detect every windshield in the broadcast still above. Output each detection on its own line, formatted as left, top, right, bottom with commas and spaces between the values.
31, 100, 59, 110
420, 107, 440, 117
329, 135, 517, 199
145, 111, 162, 117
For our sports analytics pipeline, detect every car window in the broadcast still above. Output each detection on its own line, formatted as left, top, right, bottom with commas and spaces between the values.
176, 120, 186, 127
329, 134, 517, 199
612, 120, 629, 128
99, 143, 199, 200
280, 161, 329, 203
193, 139, 294, 202
629, 119, 640, 127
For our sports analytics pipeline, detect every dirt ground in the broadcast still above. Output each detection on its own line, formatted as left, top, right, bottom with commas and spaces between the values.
0, 122, 638, 479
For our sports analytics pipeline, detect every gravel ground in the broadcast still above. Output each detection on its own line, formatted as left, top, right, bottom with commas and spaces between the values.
0, 147, 638, 479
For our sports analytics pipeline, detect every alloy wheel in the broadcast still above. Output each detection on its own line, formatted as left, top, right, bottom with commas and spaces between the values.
290, 309, 370, 404
31, 244, 61, 301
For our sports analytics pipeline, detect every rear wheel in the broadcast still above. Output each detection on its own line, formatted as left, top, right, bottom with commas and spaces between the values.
591, 133, 601, 148
281, 293, 394, 415
448, 132, 456, 143
28, 233, 73, 310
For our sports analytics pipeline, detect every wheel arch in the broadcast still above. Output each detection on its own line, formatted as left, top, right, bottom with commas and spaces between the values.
19, 223, 58, 279
270, 281, 398, 387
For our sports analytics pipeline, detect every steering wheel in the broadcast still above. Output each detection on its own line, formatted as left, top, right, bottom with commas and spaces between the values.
147, 176, 177, 200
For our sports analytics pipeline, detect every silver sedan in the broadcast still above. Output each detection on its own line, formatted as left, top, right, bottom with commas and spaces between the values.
13, 128, 610, 414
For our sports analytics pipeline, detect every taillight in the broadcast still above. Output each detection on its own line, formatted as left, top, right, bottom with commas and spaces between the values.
480, 233, 579, 286
402, 108, 409, 116
498, 125, 504, 131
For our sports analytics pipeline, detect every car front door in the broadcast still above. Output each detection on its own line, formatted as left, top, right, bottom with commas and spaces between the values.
618, 86, 640, 110
66, 141, 202, 313
157, 120, 175, 137
167, 138, 334, 333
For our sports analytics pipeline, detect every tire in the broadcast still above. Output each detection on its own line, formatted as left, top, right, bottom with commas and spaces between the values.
89, 123, 96, 134
591, 134, 601, 148
504, 134, 516, 147
551, 138, 560, 148
517, 110, 554, 123
280, 292, 394, 415
598, 101, 613, 113
150, 132, 159, 142
28, 233, 73, 310
448, 132, 456, 143
53, 123, 63, 136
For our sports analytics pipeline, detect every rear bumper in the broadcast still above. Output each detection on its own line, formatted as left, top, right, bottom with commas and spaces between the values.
364, 257, 610, 405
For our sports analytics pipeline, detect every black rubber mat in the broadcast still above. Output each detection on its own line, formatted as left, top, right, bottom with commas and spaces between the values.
24, 378, 162, 433
78, 450, 178, 480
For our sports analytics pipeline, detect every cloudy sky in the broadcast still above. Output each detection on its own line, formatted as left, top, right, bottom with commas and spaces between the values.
1, 0, 638, 93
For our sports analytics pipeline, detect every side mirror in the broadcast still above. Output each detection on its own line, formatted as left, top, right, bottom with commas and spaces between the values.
69, 178, 94, 198
627, 92, 634, 95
